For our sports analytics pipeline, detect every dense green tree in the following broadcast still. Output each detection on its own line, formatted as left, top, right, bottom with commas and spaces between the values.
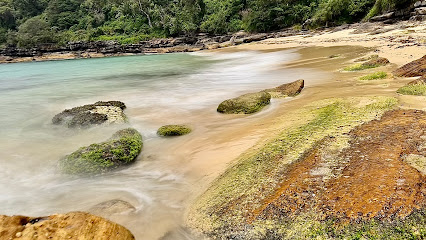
0, 0, 417, 48
16, 16, 58, 47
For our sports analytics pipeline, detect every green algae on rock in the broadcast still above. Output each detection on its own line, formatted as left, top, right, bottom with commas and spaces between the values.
157, 125, 192, 136
52, 101, 128, 128
344, 57, 389, 71
397, 83, 426, 96
217, 91, 271, 114
359, 71, 388, 80
60, 128, 142, 175
188, 97, 399, 238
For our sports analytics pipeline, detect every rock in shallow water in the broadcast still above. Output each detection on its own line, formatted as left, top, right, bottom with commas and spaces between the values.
217, 91, 271, 114
157, 125, 192, 136
59, 128, 143, 175
52, 101, 127, 128
89, 199, 136, 217
0, 212, 134, 240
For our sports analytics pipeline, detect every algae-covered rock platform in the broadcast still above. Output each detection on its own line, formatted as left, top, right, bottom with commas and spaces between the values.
188, 97, 426, 239
60, 128, 142, 175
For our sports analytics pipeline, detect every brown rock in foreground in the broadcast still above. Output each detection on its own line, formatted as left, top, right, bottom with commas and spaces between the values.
0, 212, 134, 240
393, 55, 426, 77
265, 79, 305, 97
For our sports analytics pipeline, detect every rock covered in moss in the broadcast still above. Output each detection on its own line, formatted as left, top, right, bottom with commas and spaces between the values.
393, 55, 426, 77
157, 125, 192, 136
265, 79, 304, 97
52, 101, 127, 128
0, 212, 134, 240
217, 91, 271, 114
59, 128, 142, 175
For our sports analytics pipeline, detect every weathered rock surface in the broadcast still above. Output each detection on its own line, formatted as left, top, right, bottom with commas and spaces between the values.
217, 91, 271, 114
59, 128, 142, 175
361, 57, 390, 67
52, 101, 127, 128
89, 199, 136, 216
393, 55, 426, 77
0, 212, 134, 240
157, 125, 192, 136
265, 79, 305, 97
408, 75, 426, 85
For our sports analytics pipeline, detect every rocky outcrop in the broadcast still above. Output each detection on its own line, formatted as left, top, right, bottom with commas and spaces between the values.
0, 29, 307, 63
410, 1, 426, 21
408, 75, 426, 85
217, 91, 271, 114
52, 101, 127, 128
0, 212, 134, 240
59, 128, 142, 175
361, 57, 390, 67
89, 199, 136, 216
157, 125, 192, 136
265, 79, 305, 97
393, 55, 426, 77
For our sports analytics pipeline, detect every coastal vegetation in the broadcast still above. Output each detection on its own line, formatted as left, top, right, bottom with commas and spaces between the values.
0, 0, 415, 48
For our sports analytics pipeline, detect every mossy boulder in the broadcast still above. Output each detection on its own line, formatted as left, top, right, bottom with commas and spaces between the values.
157, 125, 192, 136
217, 91, 271, 114
52, 101, 127, 128
265, 79, 304, 98
59, 128, 143, 175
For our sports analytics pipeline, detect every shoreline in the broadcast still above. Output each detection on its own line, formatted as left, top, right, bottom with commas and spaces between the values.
0, 29, 303, 64
2, 19, 424, 65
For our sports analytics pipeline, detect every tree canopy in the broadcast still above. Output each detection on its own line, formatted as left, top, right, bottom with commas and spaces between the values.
0, 0, 415, 48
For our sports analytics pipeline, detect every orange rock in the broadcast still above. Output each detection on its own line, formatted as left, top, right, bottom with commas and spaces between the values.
0, 212, 134, 240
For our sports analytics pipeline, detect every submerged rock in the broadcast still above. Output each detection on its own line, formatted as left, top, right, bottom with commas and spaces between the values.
157, 125, 192, 136
52, 101, 127, 128
265, 79, 305, 97
217, 91, 271, 114
89, 199, 136, 216
393, 55, 426, 77
0, 212, 134, 240
59, 128, 142, 175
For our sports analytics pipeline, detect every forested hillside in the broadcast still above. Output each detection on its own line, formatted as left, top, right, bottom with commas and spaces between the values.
0, 0, 414, 48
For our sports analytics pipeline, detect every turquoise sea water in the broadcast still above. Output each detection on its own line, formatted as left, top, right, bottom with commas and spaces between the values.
0, 50, 322, 239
